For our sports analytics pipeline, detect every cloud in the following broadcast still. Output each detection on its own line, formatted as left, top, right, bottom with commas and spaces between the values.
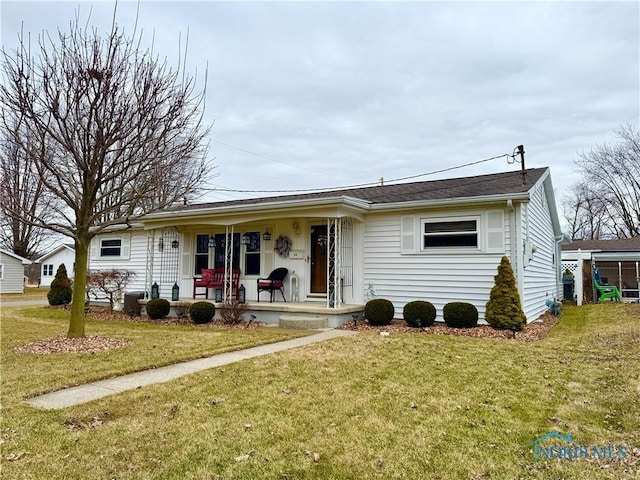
2, 0, 638, 213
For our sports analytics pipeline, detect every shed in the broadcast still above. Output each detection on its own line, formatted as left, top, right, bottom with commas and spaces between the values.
0, 249, 32, 294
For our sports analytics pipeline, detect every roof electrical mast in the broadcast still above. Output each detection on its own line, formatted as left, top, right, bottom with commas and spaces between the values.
512, 144, 526, 185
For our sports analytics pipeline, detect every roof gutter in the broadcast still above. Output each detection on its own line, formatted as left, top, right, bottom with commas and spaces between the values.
368, 192, 531, 212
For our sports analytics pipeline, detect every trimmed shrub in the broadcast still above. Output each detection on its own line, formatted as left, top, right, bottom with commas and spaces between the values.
364, 298, 395, 326
403, 300, 436, 327
146, 298, 170, 320
48, 263, 72, 305
443, 302, 478, 328
485, 256, 526, 330
190, 301, 216, 324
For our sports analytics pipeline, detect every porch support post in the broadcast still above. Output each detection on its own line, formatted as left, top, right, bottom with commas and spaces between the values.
145, 230, 155, 299
224, 225, 234, 302
327, 218, 342, 309
576, 249, 583, 306
618, 261, 623, 299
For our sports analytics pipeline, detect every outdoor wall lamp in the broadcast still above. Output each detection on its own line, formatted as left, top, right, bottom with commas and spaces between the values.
158, 238, 164, 251
263, 231, 272, 241
208, 236, 216, 248
241, 234, 250, 245
171, 239, 179, 249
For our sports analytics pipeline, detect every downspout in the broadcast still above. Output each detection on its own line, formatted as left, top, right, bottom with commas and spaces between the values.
514, 201, 526, 313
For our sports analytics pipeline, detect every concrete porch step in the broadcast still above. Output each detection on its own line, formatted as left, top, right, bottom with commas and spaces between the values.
279, 315, 329, 330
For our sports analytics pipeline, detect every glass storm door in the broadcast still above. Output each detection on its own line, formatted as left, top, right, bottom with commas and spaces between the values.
310, 225, 328, 294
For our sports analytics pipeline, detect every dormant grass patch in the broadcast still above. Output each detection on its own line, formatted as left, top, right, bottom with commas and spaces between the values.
2, 303, 639, 479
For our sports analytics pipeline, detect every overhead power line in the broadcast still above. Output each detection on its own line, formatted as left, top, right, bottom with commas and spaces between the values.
202, 152, 512, 195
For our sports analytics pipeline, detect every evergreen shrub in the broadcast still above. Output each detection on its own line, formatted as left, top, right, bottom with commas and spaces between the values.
403, 300, 436, 327
485, 256, 526, 330
364, 298, 395, 326
443, 302, 478, 328
146, 298, 171, 319
189, 301, 216, 324
47, 263, 72, 305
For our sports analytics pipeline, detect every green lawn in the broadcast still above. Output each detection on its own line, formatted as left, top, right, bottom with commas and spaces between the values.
2, 304, 639, 479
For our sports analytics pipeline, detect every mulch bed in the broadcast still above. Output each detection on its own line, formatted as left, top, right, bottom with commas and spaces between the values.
338, 312, 558, 342
15, 306, 558, 354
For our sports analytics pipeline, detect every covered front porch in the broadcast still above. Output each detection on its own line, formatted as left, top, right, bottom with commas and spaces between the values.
140, 195, 370, 324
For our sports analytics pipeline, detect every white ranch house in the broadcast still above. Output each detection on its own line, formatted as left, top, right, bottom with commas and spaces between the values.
0, 249, 32, 294
35, 243, 76, 287
88, 167, 563, 327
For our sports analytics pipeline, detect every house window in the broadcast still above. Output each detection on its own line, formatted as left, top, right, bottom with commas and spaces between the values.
214, 233, 240, 269
42, 264, 54, 276
244, 232, 261, 275
194, 234, 210, 275
100, 239, 122, 257
422, 219, 478, 249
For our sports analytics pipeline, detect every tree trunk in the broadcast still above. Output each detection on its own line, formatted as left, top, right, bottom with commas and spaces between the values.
67, 238, 89, 338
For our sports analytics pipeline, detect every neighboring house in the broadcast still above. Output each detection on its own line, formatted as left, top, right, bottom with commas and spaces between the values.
88, 167, 563, 326
35, 243, 76, 287
0, 249, 32, 294
561, 237, 640, 303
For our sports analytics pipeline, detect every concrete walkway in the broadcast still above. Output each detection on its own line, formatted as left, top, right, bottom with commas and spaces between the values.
1, 299, 48, 307
27, 329, 356, 410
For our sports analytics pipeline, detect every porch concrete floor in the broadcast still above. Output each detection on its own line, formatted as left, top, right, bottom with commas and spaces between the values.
168, 299, 364, 315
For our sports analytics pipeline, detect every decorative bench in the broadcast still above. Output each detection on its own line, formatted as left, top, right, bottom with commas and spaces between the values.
193, 267, 241, 300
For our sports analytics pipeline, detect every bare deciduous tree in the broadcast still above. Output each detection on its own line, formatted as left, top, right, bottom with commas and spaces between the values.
0, 10, 213, 337
562, 181, 611, 240
571, 124, 640, 239
0, 114, 57, 258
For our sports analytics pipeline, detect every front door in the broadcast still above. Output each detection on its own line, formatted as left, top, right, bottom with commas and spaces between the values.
310, 225, 327, 294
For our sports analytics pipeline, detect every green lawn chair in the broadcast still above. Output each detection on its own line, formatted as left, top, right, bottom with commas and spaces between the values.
593, 267, 622, 303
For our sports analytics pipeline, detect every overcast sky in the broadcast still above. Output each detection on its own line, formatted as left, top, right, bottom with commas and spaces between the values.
2, 1, 639, 214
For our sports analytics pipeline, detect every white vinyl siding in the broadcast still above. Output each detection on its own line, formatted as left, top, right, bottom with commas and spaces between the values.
89, 232, 146, 294
520, 182, 560, 321
365, 210, 508, 323
0, 253, 26, 294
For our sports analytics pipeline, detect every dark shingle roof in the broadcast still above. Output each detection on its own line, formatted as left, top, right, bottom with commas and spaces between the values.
175, 167, 549, 212
561, 237, 640, 252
